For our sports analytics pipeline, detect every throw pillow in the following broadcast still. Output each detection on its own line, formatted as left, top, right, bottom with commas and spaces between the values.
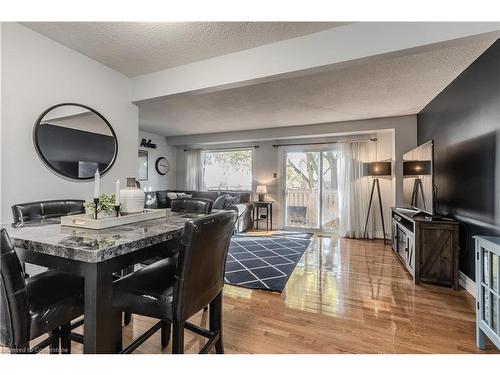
167, 192, 193, 200
166, 192, 179, 200
223, 194, 240, 209
213, 195, 227, 209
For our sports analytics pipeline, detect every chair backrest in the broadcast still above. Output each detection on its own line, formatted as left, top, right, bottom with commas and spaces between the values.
11, 199, 85, 224
173, 211, 237, 321
171, 198, 213, 215
0, 229, 30, 349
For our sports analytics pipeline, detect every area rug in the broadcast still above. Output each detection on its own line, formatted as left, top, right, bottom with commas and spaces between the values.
224, 234, 311, 292
271, 231, 313, 239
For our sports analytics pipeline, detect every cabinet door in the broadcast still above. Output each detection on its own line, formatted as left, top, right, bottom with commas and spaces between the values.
419, 227, 454, 285
392, 219, 398, 251
406, 233, 415, 275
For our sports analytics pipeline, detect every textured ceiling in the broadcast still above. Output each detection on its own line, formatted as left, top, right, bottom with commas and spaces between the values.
22, 22, 345, 77
138, 39, 495, 137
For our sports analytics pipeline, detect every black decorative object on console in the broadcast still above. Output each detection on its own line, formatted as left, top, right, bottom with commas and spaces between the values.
93, 198, 99, 220
140, 138, 157, 149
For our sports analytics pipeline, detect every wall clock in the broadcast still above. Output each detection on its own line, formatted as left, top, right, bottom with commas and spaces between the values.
155, 157, 170, 175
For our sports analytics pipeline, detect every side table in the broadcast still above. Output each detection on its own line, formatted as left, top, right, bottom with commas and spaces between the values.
252, 201, 273, 231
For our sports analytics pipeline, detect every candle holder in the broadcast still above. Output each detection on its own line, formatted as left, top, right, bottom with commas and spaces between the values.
114, 204, 121, 217
93, 198, 99, 220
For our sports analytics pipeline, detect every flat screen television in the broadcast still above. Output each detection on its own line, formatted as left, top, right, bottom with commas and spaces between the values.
402, 140, 434, 215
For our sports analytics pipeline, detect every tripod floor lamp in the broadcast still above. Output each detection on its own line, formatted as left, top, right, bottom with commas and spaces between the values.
363, 161, 392, 244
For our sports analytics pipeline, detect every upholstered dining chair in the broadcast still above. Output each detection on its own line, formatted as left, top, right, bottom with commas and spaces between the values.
11, 200, 85, 226
113, 210, 237, 354
121, 197, 216, 327
141, 197, 214, 268
0, 229, 84, 354
170, 197, 214, 215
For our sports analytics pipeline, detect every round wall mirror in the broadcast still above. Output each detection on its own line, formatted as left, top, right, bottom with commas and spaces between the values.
33, 103, 118, 180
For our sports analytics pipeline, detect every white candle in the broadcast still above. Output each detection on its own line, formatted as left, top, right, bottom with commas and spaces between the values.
115, 179, 121, 205
94, 169, 100, 198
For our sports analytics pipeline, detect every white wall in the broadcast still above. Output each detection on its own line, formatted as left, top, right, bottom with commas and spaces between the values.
174, 115, 417, 237
1, 23, 138, 224
138, 130, 176, 190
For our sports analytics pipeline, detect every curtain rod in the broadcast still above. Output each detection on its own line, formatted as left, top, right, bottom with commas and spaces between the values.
272, 137, 377, 148
184, 145, 259, 152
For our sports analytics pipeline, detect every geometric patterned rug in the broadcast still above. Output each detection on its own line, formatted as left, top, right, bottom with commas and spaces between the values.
224, 234, 311, 292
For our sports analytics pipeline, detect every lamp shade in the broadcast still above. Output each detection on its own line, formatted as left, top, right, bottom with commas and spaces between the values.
256, 185, 268, 194
363, 161, 392, 177
403, 160, 431, 176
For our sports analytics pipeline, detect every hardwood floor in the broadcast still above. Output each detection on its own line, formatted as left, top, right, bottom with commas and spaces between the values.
6, 234, 500, 354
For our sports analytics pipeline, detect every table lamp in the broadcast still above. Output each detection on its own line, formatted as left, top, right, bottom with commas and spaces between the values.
256, 185, 267, 202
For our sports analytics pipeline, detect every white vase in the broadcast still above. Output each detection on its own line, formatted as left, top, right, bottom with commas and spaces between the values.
120, 177, 145, 215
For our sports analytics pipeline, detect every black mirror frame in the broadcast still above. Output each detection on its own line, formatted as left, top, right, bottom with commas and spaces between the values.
33, 103, 118, 181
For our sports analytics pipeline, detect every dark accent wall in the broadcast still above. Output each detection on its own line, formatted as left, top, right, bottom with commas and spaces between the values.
417, 39, 500, 281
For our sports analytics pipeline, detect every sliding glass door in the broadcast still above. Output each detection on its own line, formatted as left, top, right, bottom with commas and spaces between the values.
321, 151, 339, 232
284, 149, 338, 232
285, 151, 320, 229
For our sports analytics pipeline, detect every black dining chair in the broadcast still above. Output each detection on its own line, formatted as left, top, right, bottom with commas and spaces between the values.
122, 197, 216, 327
0, 229, 84, 354
170, 197, 214, 215
113, 210, 237, 354
140, 197, 214, 269
11, 200, 85, 226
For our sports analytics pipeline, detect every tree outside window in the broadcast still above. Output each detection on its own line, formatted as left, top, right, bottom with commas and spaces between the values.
204, 150, 252, 191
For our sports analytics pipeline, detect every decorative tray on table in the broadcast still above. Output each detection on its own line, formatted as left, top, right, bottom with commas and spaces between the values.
60, 209, 166, 230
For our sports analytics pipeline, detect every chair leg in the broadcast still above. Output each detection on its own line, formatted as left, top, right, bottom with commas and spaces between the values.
49, 328, 60, 354
60, 323, 71, 354
209, 291, 224, 354
172, 321, 184, 354
161, 320, 171, 349
124, 312, 132, 326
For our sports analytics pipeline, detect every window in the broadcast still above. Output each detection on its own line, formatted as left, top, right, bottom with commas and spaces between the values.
203, 149, 253, 191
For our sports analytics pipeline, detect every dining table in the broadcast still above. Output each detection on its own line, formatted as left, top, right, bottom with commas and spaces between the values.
1, 209, 203, 354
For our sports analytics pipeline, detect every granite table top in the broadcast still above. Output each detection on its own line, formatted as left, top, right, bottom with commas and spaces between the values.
1, 210, 207, 263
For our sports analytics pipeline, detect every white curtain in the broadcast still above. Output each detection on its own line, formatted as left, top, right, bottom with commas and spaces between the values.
186, 149, 205, 191
337, 141, 376, 239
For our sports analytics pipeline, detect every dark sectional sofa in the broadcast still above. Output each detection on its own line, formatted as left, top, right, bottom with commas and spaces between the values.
154, 190, 254, 233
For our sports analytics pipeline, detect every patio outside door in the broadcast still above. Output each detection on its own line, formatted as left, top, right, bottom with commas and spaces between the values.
283, 149, 338, 232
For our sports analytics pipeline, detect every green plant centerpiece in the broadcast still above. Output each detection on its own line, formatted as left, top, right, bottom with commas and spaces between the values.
84, 193, 116, 218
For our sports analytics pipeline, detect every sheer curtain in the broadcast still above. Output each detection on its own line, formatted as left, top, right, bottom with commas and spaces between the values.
186, 149, 206, 191
337, 141, 376, 239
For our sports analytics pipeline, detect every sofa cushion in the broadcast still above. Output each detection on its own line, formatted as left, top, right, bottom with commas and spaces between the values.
156, 190, 250, 209
232, 204, 248, 217
167, 192, 192, 200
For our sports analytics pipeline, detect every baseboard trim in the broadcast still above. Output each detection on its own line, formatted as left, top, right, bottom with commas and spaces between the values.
459, 271, 476, 298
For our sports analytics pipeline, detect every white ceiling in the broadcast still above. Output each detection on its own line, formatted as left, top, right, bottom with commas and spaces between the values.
22, 22, 345, 77
138, 39, 495, 137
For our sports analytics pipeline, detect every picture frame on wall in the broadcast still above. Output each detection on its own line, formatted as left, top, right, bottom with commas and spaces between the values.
138, 150, 148, 181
